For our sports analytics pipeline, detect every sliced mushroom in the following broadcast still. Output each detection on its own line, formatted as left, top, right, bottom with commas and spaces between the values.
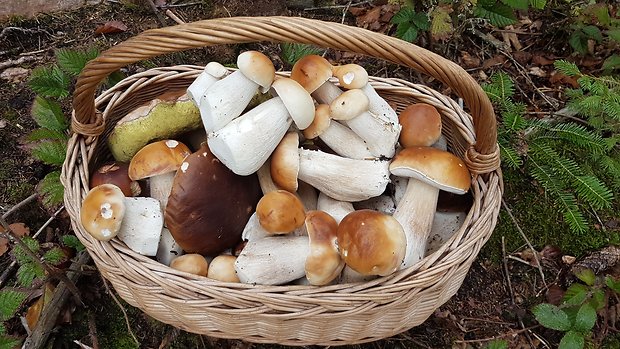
117, 197, 164, 256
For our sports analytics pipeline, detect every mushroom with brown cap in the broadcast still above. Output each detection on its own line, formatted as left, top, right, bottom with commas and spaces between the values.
164, 143, 262, 256
128, 139, 191, 212
389, 146, 471, 269
271, 133, 390, 202
90, 162, 140, 197
304, 210, 344, 286
398, 103, 443, 148
256, 190, 306, 235
330, 63, 369, 90
80, 184, 126, 241
290, 54, 343, 104
303, 104, 373, 160
207, 77, 315, 176
330, 89, 399, 158
200, 51, 276, 131
186, 61, 229, 108
337, 209, 406, 276
207, 255, 240, 282
170, 254, 209, 277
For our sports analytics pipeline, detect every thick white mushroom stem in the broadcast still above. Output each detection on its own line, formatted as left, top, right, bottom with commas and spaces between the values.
298, 149, 390, 202
148, 171, 175, 214
208, 98, 292, 175
360, 83, 400, 128
234, 236, 310, 285
323, 121, 374, 159
311, 81, 343, 104
186, 62, 228, 107
316, 192, 354, 224
393, 180, 439, 269
257, 160, 279, 194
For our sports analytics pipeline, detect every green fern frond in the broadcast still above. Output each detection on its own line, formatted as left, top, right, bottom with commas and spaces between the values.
30, 96, 68, 132
483, 71, 514, 103
280, 43, 323, 67
503, 102, 527, 131
0, 324, 4, 336
12, 236, 40, 266
589, 81, 609, 95
535, 123, 607, 154
603, 99, 620, 120
578, 76, 594, 90
530, 142, 581, 179
37, 171, 64, 207
558, 191, 588, 233
27, 128, 68, 142
499, 142, 523, 169
28, 65, 70, 99
554, 60, 581, 77
0, 290, 26, 321
56, 47, 99, 76
31, 140, 67, 166
572, 175, 613, 210
17, 262, 44, 287
43, 247, 65, 265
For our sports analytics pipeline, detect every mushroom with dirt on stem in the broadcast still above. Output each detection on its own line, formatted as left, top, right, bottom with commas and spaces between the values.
207, 77, 315, 176
271, 132, 390, 202
390, 146, 471, 269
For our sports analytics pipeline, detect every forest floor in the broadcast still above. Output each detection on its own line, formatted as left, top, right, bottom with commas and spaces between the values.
0, 1, 619, 348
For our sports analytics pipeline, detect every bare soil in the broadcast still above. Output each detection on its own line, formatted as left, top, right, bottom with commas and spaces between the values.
1, 1, 619, 348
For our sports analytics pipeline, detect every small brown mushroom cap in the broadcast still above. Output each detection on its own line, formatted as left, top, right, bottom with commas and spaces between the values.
331, 64, 369, 90
290, 55, 334, 93
303, 104, 332, 140
165, 143, 262, 256
128, 139, 191, 180
398, 104, 442, 148
270, 132, 300, 193
80, 184, 126, 241
256, 190, 306, 234
90, 162, 140, 197
237, 50, 276, 92
329, 89, 370, 121
389, 147, 471, 194
170, 254, 209, 277
207, 255, 240, 283
304, 210, 344, 285
337, 209, 406, 276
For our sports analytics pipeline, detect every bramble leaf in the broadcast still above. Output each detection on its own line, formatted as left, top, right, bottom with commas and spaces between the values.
532, 303, 572, 331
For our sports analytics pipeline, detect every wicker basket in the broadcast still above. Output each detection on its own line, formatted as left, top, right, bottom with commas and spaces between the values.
61, 16, 503, 346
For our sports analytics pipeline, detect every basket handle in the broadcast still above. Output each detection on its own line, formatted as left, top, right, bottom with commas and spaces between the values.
72, 16, 499, 171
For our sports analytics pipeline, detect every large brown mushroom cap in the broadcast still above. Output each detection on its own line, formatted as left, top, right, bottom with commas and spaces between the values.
128, 139, 191, 180
90, 162, 140, 197
290, 55, 333, 93
164, 143, 262, 256
304, 210, 344, 285
398, 104, 442, 148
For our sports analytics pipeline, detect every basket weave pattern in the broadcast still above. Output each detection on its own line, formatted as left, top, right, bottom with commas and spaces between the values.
61, 17, 502, 345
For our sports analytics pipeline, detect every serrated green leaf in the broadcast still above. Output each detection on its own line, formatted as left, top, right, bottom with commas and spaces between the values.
0, 290, 27, 321
410, 12, 430, 30
0, 336, 22, 349
30, 96, 67, 131
606, 276, 620, 294
397, 24, 419, 42
559, 330, 585, 349
569, 31, 588, 55
31, 140, 67, 166
574, 268, 596, 286
28, 65, 70, 99
563, 283, 589, 306
17, 262, 44, 287
430, 6, 453, 39
606, 28, 620, 43
474, 2, 516, 27
582, 25, 603, 42
574, 303, 597, 332
602, 55, 620, 72
554, 60, 581, 77
502, 0, 528, 10
62, 235, 85, 252
38, 171, 64, 208
590, 289, 606, 311
532, 303, 572, 331
529, 0, 546, 9
391, 7, 414, 24
43, 247, 65, 265
27, 128, 68, 142
56, 47, 99, 76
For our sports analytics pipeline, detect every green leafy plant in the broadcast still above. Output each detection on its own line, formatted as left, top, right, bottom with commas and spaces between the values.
474, 0, 546, 27
0, 290, 27, 348
484, 71, 616, 233
566, 2, 620, 64
532, 269, 614, 348
280, 43, 323, 67
391, 6, 430, 42
27, 47, 100, 207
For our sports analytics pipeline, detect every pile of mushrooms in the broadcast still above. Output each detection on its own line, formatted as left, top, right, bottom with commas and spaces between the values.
80, 51, 473, 286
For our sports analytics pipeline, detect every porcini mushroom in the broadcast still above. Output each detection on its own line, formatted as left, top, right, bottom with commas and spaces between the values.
117, 196, 164, 256
186, 62, 229, 108
316, 192, 354, 224
329, 89, 399, 158
200, 51, 276, 131
331, 64, 369, 90
271, 133, 390, 202
337, 209, 406, 276
207, 255, 240, 282
170, 254, 209, 277
128, 139, 191, 212
80, 184, 126, 241
304, 210, 344, 286
290, 54, 343, 104
165, 143, 262, 256
390, 147, 471, 269
207, 77, 315, 175
255, 190, 306, 235
303, 104, 373, 159
90, 162, 140, 197
398, 103, 442, 148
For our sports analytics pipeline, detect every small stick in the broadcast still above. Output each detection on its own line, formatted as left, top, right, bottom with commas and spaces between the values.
165, 9, 185, 25
145, 0, 168, 27
303, 0, 370, 11
0, 56, 38, 70
101, 276, 140, 347
1, 193, 37, 219
500, 50, 559, 109
453, 325, 539, 344
502, 199, 547, 288
87, 309, 100, 349
502, 236, 516, 304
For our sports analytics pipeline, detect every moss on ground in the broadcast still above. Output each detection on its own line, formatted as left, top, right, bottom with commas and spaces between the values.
481, 167, 620, 262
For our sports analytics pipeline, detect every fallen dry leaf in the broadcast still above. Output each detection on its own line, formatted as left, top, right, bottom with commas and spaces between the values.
356, 6, 381, 28
348, 7, 366, 16
532, 54, 555, 66
95, 20, 128, 35
25, 283, 55, 331
0, 119, 6, 129
502, 26, 523, 51
0, 223, 30, 257
512, 51, 532, 65
0, 67, 30, 83
460, 51, 481, 69
482, 55, 508, 69
528, 66, 547, 77
549, 72, 579, 88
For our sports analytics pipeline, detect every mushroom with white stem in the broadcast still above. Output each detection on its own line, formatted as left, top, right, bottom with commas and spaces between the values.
128, 139, 191, 213
117, 196, 164, 256
255, 190, 306, 235
200, 51, 276, 132
156, 227, 183, 266
303, 104, 373, 160
291, 54, 343, 104
234, 235, 310, 285
207, 77, 315, 176
304, 210, 344, 286
398, 103, 443, 148
354, 195, 396, 215
331, 63, 369, 90
330, 89, 399, 158
186, 62, 229, 108
271, 132, 391, 202
390, 146, 471, 269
